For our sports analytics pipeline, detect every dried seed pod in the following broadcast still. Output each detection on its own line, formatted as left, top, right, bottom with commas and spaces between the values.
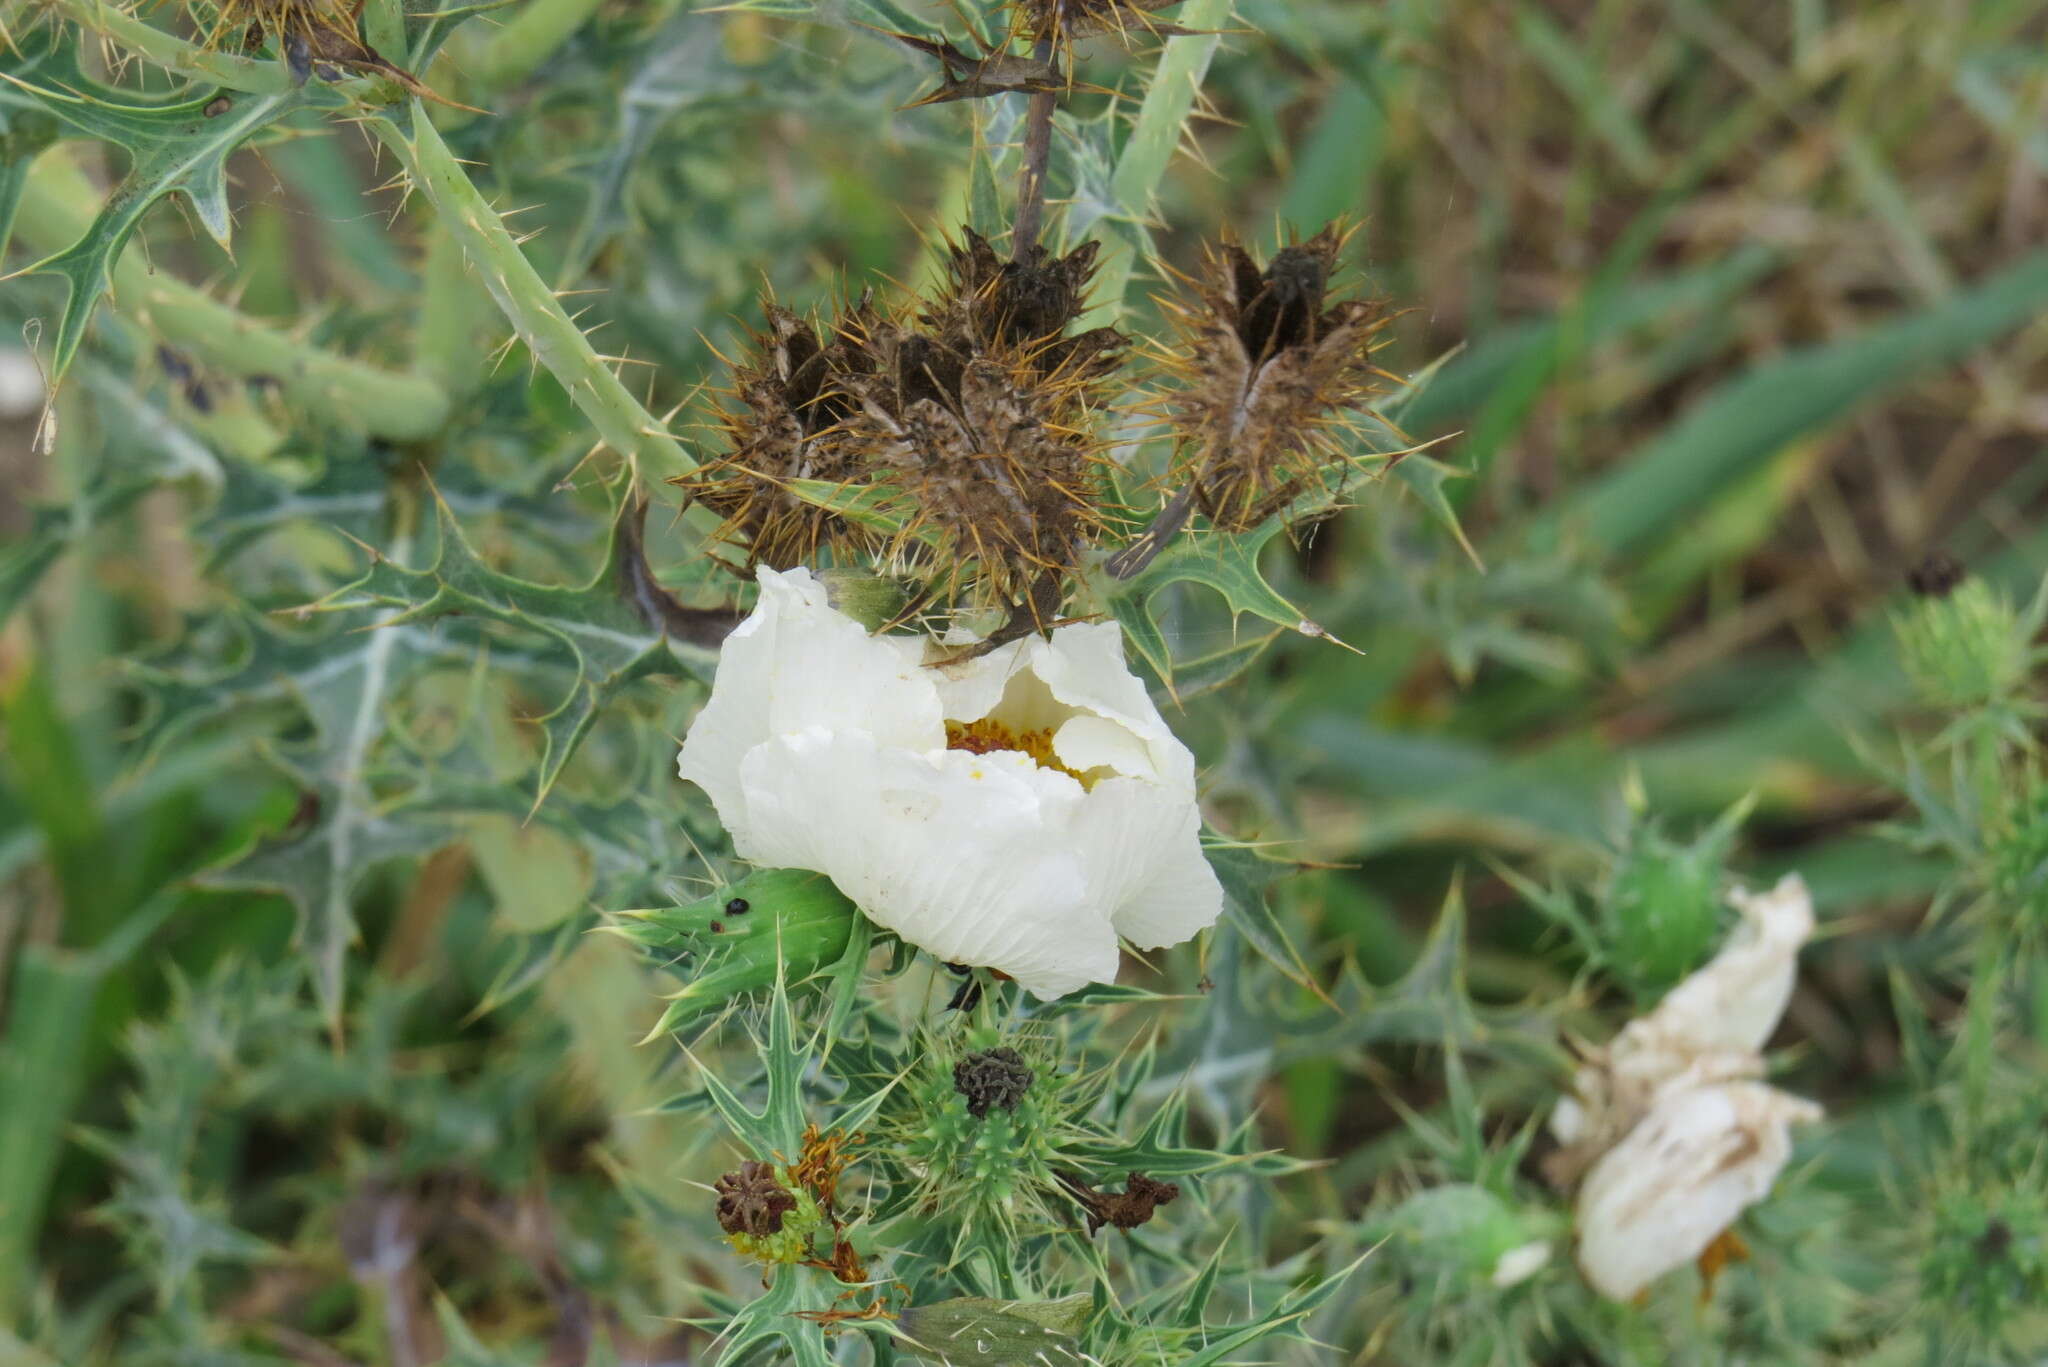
1020, 0, 1195, 45
1160, 225, 1389, 532
198, 0, 473, 108
714, 1160, 799, 1237
842, 320, 1111, 612
1907, 549, 1966, 598
952, 1046, 1035, 1118
673, 301, 878, 573
925, 230, 1125, 381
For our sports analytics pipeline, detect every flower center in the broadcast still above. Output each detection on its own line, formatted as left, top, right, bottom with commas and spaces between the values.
945, 718, 1090, 785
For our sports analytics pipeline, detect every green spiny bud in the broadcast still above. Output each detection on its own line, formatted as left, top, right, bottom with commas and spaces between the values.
1372, 1185, 1557, 1293
1599, 799, 1747, 1002
1985, 777, 2048, 946
1918, 1181, 2048, 1343
899, 1038, 1063, 1217
1894, 577, 2042, 716
610, 868, 859, 1039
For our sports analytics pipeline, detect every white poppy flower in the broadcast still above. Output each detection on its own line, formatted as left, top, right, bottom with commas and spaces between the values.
1574, 1080, 1821, 1301
677, 567, 1223, 999
1549, 874, 1816, 1177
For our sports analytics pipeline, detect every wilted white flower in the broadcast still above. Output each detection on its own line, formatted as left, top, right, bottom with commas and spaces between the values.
1549, 874, 1816, 1179
1574, 1080, 1821, 1301
1545, 874, 1823, 1299
677, 567, 1223, 998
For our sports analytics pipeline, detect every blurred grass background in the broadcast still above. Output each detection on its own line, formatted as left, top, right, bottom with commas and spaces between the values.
4, 0, 2048, 1357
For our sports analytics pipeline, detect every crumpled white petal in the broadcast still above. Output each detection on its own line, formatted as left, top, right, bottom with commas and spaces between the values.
1544, 873, 1824, 1299
1574, 1081, 1821, 1301
677, 567, 1223, 998
1549, 874, 1817, 1178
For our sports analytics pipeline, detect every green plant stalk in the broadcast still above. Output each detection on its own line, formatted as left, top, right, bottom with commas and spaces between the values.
414, 217, 501, 401
379, 110, 713, 515
470, 0, 612, 93
1079, 0, 1232, 326
47, 0, 299, 93
0, 947, 99, 1314
1960, 928, 2006, 1130
14, 150, 452, 441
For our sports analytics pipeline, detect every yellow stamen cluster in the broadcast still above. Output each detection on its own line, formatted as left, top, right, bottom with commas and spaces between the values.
945, 718, 1090, 786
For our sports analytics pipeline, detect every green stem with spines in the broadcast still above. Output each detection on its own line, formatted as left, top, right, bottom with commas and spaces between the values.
1078, 0, 1233, 326
15, 149, 453, 440
1960, 926, 2006, 1131
47, 0, 315, 94
377, 109, 716, 525
468, 0, 613, 93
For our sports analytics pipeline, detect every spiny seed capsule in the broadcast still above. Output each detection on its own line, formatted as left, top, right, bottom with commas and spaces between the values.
1158, 224, 1386, 533
714, 1160, 797, 1237
953, 1047, 1034, 1119
1907, 549, 1966, 598
673, 301, 878, 574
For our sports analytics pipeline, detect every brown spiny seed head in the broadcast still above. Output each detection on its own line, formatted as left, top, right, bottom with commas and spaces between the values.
925, 230, 1126, 383
673, 301, 878, 573
843, 321, 1111, 613
1159, 225, 1389, 532
188, 0, 470, 108
714, 1160, 798, 1237
1018, 0, 1194, 46
1907, 549, 1966, 599
953, 1046, 1035, 1118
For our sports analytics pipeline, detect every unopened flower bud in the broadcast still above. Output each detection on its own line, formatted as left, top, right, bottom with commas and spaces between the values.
1894, 577, 2043, 714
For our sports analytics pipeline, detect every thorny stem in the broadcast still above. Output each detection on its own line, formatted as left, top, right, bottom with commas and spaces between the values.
1010, 39, 1059, 257
1960, 929, 2006, 1130
16, 150, 452, 440
377, 109, 717, 528
46, 0, 298, 92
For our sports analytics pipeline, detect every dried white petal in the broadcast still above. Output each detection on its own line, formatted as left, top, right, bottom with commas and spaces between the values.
1574, 1081, 1821, 1301
1548, 874, 1817, 1181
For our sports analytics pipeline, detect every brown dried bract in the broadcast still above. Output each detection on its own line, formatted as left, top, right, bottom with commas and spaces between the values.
1906, 549, 1965, 598
1160, 225, 1389, 531
714, 1160, 798, 1237
887, 31, 1067, 107
843, 320, 1110, 613
788, 1123, 858, 1219
925, 230, 1126, 383
1058, 1170, 1180, 1235
673, 301, 878, 573
1019, 0, 1196, 45
200, 0, 479, 110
